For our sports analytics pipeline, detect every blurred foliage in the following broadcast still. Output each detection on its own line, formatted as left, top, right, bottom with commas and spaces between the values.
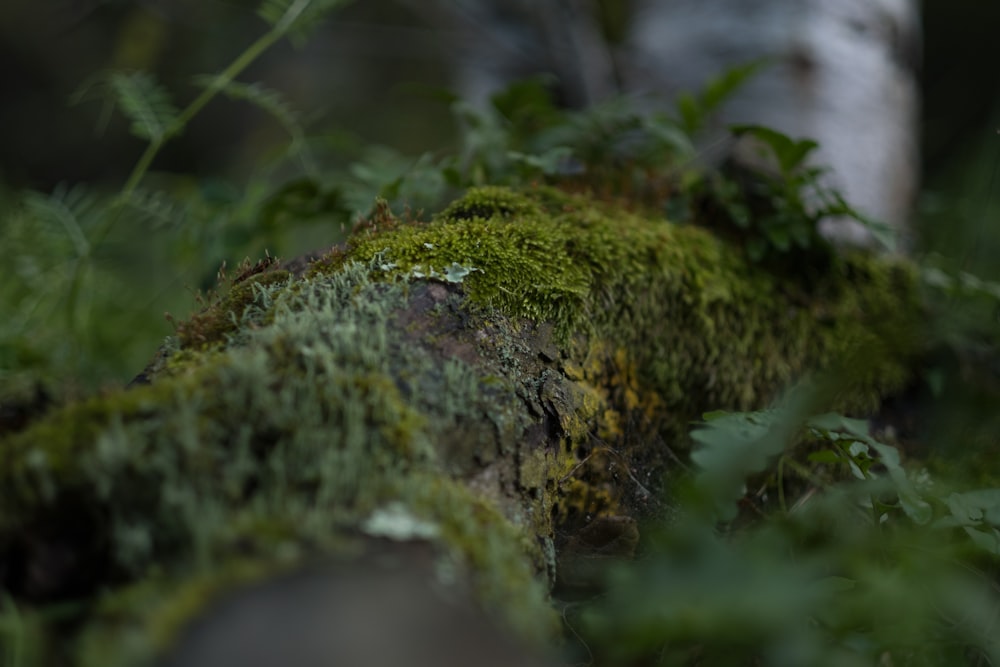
0, 0, 996, 387
1, 58, 885, 389
573, 399, 1000, 666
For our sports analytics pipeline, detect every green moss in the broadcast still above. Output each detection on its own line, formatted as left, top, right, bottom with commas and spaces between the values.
344, 185, 920, 416
435, 185, 545, 223
1, 254, 565, 661
333, 185, 922, 520
3, 262, 416, 573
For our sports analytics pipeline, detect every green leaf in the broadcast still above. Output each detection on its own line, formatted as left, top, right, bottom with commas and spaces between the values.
192, 76, 301, 134
108, 71, 179, 143
691, 402, 808, 521
730, 124, 819, 174
945, 489, 1000, 526
192, 76, 316, 176
507, 147, 574, 176
490, 75, 559, 122
676, 93, 700, 135
645, 117, 696, 157
865, 440, 930, 523
807, 450, 843, 465
807, 413, 932, 523
964, 526, 1000, 555
23, 184, 99, 258
701, 60, 767, 112
257, 0, 354, 43
807, 413, 871, 440
674, 61, 765, 136
119, 187, 188, 231
846, 441, 870, 459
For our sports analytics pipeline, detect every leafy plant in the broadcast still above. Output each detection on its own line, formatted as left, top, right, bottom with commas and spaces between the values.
1, 0, 356, 389
80, 0, 353, 224
451, 77, 697, 198
680, 124, 896, 261
191, 76, 317, 176
408, 66, 895, 263
674, 60, 765, 136
573, 394, 1000, 666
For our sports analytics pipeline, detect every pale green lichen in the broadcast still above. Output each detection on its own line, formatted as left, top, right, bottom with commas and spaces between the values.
1, 256, 561, 663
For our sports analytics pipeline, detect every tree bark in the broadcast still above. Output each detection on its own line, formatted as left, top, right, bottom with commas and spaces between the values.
0, 186, 922, 666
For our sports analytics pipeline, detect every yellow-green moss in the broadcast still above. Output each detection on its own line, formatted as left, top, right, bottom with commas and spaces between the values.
436, 185, 545, 222
345, 185, 920, 416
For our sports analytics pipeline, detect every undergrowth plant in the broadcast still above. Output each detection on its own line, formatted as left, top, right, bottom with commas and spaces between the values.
1, 0, 357, 388
689, 125, 897, 260
0, 31, 894, 389
571, 390, 1000, 666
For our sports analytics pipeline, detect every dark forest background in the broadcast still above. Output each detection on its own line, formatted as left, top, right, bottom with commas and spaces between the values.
1, 0, 998, 385
3, 2, 996, 211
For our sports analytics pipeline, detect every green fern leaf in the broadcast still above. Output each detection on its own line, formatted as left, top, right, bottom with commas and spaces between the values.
256, 0, 354, 43
191, 75, 318, 175
23, 184, 100, 259
256, 0, 295, 28
109, 71, 179, 143
119, 188, 189, 232
191, 76, 302, 136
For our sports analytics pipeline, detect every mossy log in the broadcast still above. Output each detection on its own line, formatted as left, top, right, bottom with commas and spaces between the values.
0, 186, 922, 666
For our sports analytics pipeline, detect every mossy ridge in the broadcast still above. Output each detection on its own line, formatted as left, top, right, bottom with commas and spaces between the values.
348, 187, 920, 396
337, 184, 920, 554
345, 184, 921, 456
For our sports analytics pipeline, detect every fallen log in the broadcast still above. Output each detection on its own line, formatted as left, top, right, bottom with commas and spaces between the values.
0, 185, 922, 665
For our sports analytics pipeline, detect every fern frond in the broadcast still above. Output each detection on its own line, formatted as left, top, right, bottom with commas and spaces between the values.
69, 71, 118, 137
109, 71, 179, 143
22, 184, 101, 259
192, 76, 302, 136
119, 187, 189, 231
256, 0, 354, 43
256, 0, 298, 29
192, 76, 318, 175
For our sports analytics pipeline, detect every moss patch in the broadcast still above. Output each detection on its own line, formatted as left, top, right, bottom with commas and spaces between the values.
347, 185, 920, 419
